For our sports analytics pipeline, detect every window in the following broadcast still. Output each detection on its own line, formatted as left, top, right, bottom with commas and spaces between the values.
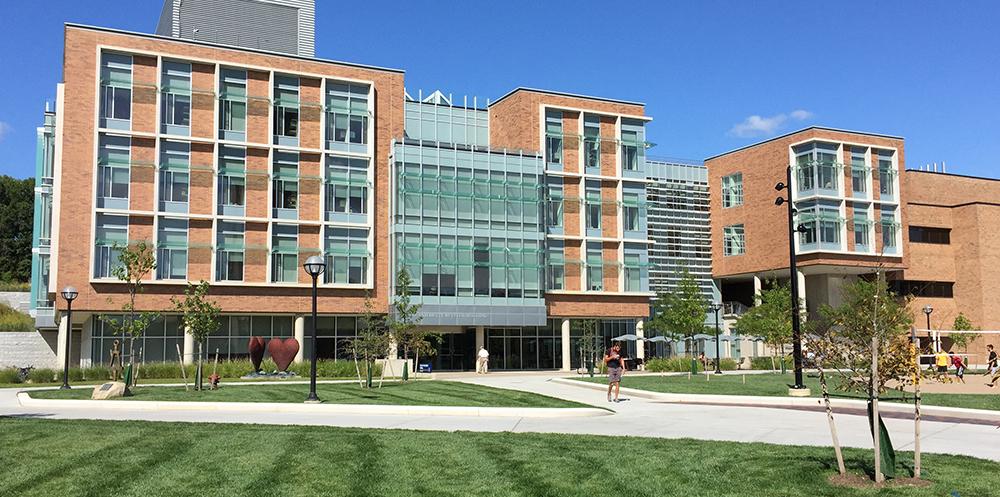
854, 211, 871, 252
325, 156, 368, 215
889, 280, 954, 298
850, 148, 868, 196
159, 140, 189, 210
881, 209, 898, 253
722, 173, 743, 208
797, 201, 841, 249
909, 226, 950, 244
546, 242, 564, 290
624, 248, 643, 292
474, 241, 490, 296
621, 130, 639, 171
216, 221, 244, 281
326, 82, 369, 146
586, 243, 603, 291
94, 214, 127, 278
877, 150, 895, 197
218, 146, 246, 209
623, 192, 640, 231
545, 111, 562, 166
273, 76, 299, 141
724, 224, 745, 256
156, 218, 188, 280
795, 142, 840, 193
271, 224, 298, 283
584, 116, 600, 169
219, 69, 247, 136
325, 228, 368, 284
586, 183, 601, 230
97, 135, 131, 203
160, 61, 191, 131
547, 184, 563, 228
272, 151, 298, 215
100, 53, 131, 124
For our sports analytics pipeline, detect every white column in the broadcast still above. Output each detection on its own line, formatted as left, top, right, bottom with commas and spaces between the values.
182, 326, 195, 366
56, 313, 69, 368
475, 326, 485, 351
753, 274, 762, 297
797, 270, 807, 314
293, 315, 305, 363
80, 315, 93, 367
560, 318, 571, 371
635, 319, 645, 361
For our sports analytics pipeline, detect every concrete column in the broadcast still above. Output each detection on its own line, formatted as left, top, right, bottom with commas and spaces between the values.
475, 326, 485, 351
56, 313, 69, 369
797, 270, 807, 315
182, 326, 195, 365
560, 318, 571, 371
635, 319, 645, 361
80, 316, 93, 367
293, 315, 305, 363
752, 274, 762, 297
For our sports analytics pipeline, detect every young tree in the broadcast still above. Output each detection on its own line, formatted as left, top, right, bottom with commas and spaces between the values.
171, 281, 221, 391
647, 270, 708, 356
100, 240, 159, 389
950, 313, 980, 356
733, 282, 795, 370
388, 267, 423, 376
817, 273, 915, 481
351, 292, 390, 388
804, 320, 846, 476
577, 318, 600, 377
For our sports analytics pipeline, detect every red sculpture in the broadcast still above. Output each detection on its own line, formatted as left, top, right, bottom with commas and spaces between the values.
248, 336, 266, 372
268, 338, 300, 372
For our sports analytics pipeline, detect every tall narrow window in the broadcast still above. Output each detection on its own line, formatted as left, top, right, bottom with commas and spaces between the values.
850, 148, 868, 197
94, 214, 127, 278
546, 242, 565, 290
545, 111, 563, 166
219, 68, 247, 139
586, 243, 603, 291
723, 224, 745, 256
473, 240, 490, 296
273, 76, 299, 144
216, 221, 244, 281
159, 140, 189, 212
623, 245, 644, 292
100, 53, 132, 128
160, 61, 191, 134
722, 173, 743, 208
584, 116, 600, 169
878, 150, 895, 198
325, 156, 368, 218
324, 228, 369, 284
621, 129, 639, 171
586, 182, 601, 231
623, 192, 640, 231
96, 134, 131, 208
218, 146, 246, 215
854, 211, 870, 252
272, 151, 298, 218
271, 224, 298, 283
881, 208, 898, 254
547, 184, 563, 228
156, 218, 188, 280
326, 82, 369, 148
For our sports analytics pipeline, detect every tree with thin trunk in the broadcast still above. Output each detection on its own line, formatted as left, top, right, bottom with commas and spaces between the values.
733, 281, 795, 371
647, 270, 707, 356
950, 313, 980, 357
172, 281, 221, 391
351, 291, 389, 388
100, 240, 158, 389
804, 320, 846, 476
578, 319, 600, 377
388, 267, 422, 377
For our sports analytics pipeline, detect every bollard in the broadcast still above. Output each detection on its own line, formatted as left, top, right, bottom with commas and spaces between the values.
687, 372, 691, 380
743, 374, 746, 384
706, 372, 710, 381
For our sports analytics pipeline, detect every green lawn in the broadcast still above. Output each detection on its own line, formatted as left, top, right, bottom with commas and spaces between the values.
28, 380, 583, 408
578, 373, 1000, 411
0, 418, 996, 497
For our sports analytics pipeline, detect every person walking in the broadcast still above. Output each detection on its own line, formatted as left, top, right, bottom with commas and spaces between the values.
605, 343, 624, 402
985, 344, 1000, 388
951, 353, 966, 384
477, 346, 490, 374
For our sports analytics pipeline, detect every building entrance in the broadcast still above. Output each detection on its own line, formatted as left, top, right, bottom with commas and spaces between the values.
431, 330, 476, 371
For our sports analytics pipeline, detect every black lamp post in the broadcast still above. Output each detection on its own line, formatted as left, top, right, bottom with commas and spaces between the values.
775, 166, 809, 391
709, 302, 723, 374
923, 304, 934, 351
302, 255, 326, 403
59, 286, 78, 390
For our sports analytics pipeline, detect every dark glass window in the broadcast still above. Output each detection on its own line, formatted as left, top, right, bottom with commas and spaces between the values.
890, 280, 954, 298
909, 226, 950, 244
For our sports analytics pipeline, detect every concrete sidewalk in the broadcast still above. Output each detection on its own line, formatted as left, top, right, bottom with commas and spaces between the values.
2, 373, 999, 462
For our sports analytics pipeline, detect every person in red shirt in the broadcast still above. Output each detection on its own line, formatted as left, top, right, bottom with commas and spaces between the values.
951, 353, 966, 384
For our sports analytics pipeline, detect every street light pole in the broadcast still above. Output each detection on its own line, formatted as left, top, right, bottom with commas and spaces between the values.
775, 166, 807, 392
923, 304, 934, 351
59, 286, 78, 390
303, 256, 326, 403
710, 302, 723, 374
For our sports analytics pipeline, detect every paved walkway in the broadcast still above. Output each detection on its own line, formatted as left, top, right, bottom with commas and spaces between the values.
2, 372, 998, 462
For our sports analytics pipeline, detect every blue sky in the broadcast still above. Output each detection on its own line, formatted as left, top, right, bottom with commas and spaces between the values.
1, 1, 998, 179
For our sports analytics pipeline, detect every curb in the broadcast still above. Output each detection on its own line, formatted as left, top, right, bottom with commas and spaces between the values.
16, 391, 610, 419
553, 378, 1000, 423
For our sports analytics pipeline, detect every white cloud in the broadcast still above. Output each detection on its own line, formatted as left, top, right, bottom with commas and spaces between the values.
729, 110, 813, 138
0, 122, 10, 142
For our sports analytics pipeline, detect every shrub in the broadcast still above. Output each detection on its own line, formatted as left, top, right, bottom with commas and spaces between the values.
0, 281, 30, 292
0, 302, 34, 332
645, 357, 739, 372
0, 368, 23, 384
750, 356, 793, 370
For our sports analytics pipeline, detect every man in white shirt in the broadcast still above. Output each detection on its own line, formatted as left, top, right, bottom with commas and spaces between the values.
477, 346, 490, 374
